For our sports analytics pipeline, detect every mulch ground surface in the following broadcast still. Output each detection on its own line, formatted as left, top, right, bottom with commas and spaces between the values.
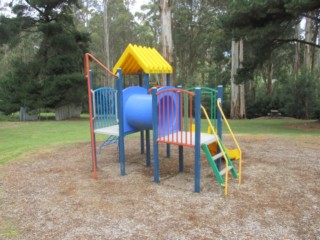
1, 135, 319, 239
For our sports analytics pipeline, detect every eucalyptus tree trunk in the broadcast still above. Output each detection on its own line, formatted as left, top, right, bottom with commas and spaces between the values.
231, 39, 246, 119
267, 59, 273, 97
160, 0, 173, 85
103, 0, 111, 86
304, 13, 313, 71
55, 105, 82, 120
239, 39, 246, 118
231, 40, 239, 119
294, 23, 301, 73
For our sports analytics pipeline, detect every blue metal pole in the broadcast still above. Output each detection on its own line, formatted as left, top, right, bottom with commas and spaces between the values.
140, 132, 145, 154
166, 73, 171, 159
144, 73, 150, 89
194, 87, 201, 193
152, 88, 159, 183
177, 85, 183, 171
117, 68, 125, 176
179, 146, 183, 172
166, 73, 171, 86
146, 130, 151, 167
139, 73, 143, 87
217, 85, 223, 170
145, 74, 151, 166
140, 73, 150, 155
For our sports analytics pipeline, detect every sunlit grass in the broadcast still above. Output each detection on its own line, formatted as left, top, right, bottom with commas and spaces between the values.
0, 118, 319, 164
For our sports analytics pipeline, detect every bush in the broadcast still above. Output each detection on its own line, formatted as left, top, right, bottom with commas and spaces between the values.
279, 69, 318, 119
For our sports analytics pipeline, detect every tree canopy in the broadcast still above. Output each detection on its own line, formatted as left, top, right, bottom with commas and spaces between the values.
0, 0, 319, 119
0, 0, 89, 118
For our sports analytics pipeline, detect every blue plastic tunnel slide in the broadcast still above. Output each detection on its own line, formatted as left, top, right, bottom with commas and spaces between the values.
122, 86, 179, 134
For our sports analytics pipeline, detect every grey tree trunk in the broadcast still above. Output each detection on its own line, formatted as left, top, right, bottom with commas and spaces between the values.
160, 0, 173, 85
231, 40, 239, 119
294, 23, 301, 73
55, 105, 82, 120
239, 39, 246, 118
267, 59, 273, 97
103, 0, 112, 87
304, 14, 313, 70
231, 39, 246, 119
19, 107, 38, 121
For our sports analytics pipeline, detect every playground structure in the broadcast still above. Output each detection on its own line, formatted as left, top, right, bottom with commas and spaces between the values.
84, 44, 242, 194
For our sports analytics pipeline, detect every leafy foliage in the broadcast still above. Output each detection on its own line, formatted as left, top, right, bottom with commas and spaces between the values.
0, 0, 90, 117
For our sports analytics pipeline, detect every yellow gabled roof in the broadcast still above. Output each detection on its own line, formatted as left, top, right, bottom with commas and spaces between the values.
113, 44, 173, 75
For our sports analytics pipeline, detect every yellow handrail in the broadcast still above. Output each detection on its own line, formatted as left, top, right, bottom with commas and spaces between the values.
201, 105, 229, 196
217, 100, 242, 184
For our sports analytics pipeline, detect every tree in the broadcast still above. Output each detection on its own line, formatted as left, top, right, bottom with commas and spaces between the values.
0, 0, 90, 120
231, 39, 246, 119
103, 0, 110, 69
219, 0, 320, 118
159, 0, 173, 85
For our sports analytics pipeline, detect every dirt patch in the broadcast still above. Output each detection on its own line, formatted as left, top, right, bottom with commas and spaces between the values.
0, 135, 320, 239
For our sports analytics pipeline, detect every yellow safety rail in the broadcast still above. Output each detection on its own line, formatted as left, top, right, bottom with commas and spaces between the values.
217, 100, 242, 184
201, 105, 230, 195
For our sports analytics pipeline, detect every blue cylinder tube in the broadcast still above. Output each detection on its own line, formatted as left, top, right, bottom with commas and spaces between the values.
126, 94, 153, 130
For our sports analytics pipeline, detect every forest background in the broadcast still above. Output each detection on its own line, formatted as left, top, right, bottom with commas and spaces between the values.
0, 0, 320, 120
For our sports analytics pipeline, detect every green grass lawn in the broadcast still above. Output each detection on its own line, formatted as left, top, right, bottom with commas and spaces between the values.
0, 120, 90, 164
220, 119, 320, 136
0, 118, 319, 165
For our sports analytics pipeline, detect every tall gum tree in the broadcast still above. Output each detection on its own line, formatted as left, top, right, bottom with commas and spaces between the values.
160, 0, 173, 85
231, 39, 246, 119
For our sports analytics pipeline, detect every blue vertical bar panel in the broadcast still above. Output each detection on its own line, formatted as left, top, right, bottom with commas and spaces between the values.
194, 88, 201, 193
117, 68, 126, 176
152, 88, 159, 183
217, 85, 223, 170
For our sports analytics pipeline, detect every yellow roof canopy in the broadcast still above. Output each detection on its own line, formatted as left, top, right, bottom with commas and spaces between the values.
113, 44, 173, 75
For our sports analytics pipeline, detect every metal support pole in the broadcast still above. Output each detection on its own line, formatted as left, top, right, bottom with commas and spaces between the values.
194, 88, 201, 193
152, 88, 159, 183
166, 73, 171, 86
146, 130, 151, 167
117, 68, 126, 176
179, 146, 183, 172
217, 85, 223, 170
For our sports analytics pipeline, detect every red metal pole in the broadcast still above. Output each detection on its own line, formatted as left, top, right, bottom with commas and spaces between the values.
85, 53, 97, 179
